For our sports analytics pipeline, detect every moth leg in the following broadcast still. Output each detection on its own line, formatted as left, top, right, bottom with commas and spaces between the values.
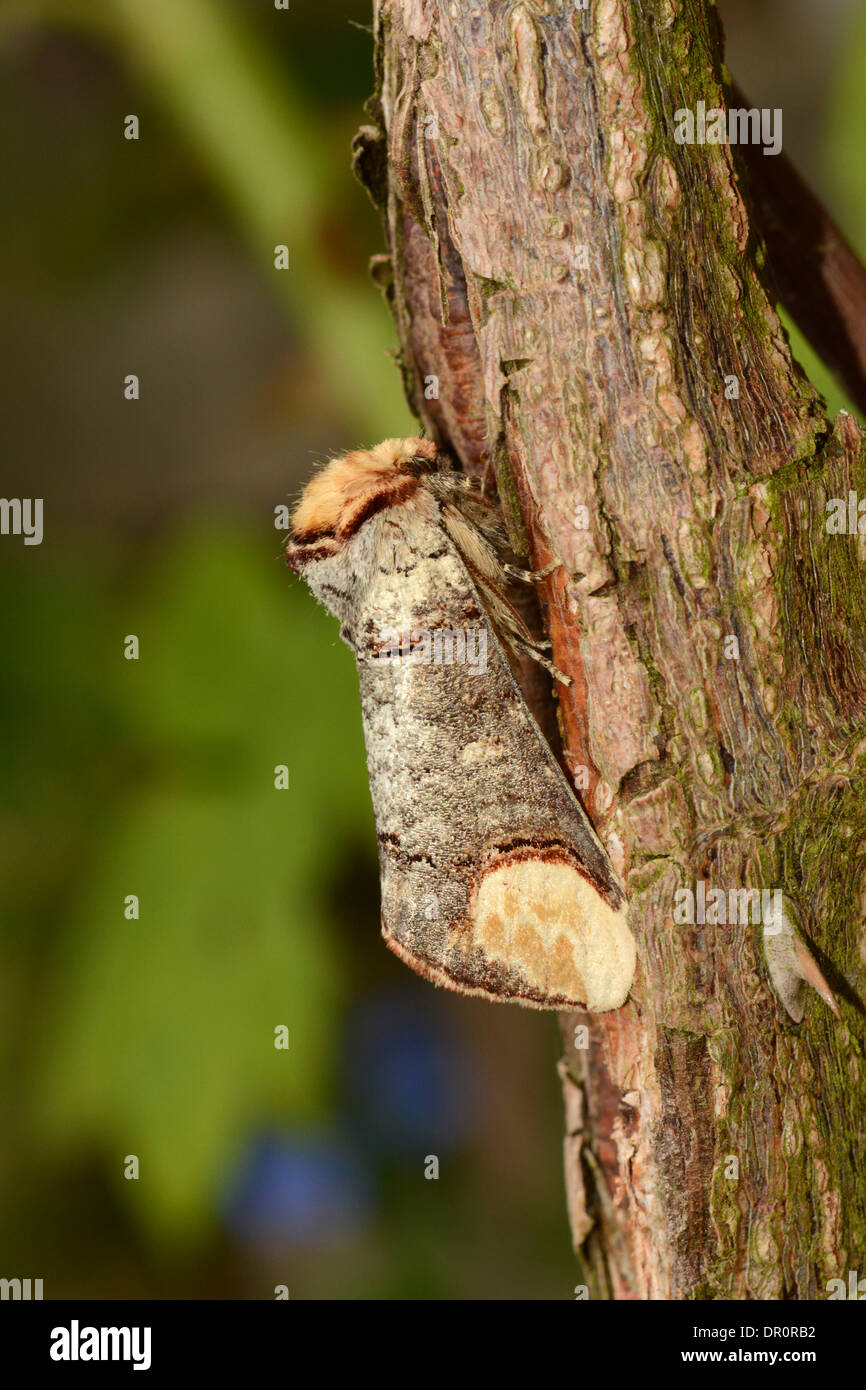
501, 558, 561, 585
512, 636, 572, 687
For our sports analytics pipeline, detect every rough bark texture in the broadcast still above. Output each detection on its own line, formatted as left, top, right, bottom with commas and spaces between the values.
362, 0, 866, 1299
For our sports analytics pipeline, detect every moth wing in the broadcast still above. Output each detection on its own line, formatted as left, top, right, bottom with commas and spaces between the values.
355, 498, 635, 1012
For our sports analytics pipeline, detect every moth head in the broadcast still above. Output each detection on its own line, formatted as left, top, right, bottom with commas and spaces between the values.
285, 437, 439, 573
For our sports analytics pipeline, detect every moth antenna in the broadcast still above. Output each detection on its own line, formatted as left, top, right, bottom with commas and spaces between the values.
426, 470, 482, 495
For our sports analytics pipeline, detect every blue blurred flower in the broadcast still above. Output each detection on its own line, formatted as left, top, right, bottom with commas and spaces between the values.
223, 1131, 371, 1247
342, 990, 476, 1155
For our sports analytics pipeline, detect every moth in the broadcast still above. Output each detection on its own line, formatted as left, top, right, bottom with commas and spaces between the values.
285, 438, 636, 1011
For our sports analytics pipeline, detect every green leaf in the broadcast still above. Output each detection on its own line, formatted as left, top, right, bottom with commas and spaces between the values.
31, 521, 373, 1241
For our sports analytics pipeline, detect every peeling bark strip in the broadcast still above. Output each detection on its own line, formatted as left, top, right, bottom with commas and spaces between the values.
366, 0, 866, 1298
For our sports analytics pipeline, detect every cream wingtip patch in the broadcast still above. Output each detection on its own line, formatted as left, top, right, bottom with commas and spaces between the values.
382, 859, 634, 1013
472, 860, 635, 1012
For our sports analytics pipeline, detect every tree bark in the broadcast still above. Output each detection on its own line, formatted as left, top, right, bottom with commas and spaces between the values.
361, 0, 866, 1299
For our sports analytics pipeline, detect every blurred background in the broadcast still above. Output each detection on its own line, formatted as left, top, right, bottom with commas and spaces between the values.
0, 0, 864, 1300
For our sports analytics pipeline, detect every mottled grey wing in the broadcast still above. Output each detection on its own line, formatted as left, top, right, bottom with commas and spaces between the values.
350, 494, 635, 1011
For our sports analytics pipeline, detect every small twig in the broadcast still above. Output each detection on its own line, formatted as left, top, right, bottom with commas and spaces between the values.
734, 84, 866, 417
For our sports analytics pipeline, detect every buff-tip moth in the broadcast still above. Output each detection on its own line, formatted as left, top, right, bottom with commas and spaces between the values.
285, 438, 636, 1011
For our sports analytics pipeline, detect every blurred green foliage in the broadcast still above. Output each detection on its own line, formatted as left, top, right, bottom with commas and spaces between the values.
1, 0, 412, 440
785, 0, 866, 424
101, 0, 412, 439
827, 3, 866, 262
17, 525, 370, 1241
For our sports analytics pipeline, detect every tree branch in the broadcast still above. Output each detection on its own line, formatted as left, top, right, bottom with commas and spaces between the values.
367, 0, 866, 1298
